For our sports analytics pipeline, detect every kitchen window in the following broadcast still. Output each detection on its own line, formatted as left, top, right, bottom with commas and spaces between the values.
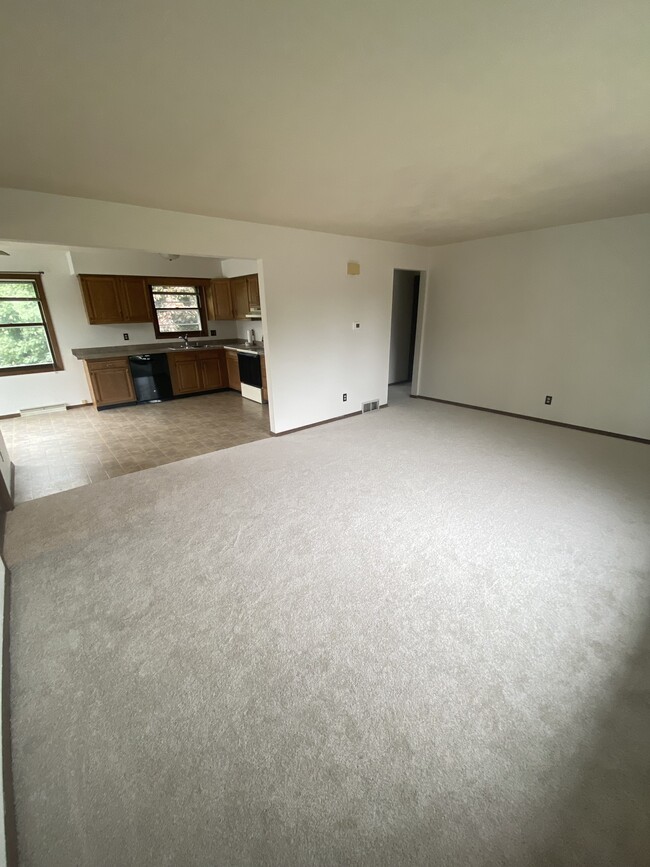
149, 282, 207, 339
0, 273, 63, 376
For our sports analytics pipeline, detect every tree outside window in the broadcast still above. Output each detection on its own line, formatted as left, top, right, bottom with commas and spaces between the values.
0, 274, 62, 375
149, 285, 206, 338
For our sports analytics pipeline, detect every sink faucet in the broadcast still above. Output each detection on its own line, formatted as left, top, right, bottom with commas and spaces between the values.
181, 333, 191, 349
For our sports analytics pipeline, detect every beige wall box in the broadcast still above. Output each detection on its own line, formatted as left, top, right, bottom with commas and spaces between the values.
347, 261, 360, 276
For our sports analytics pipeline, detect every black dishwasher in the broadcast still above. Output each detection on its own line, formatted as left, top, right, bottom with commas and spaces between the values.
128, 354, 173, 403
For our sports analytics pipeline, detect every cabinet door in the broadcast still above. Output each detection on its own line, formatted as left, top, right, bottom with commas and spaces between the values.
200, 357, 226, 391
79, 276, 123, 324
231, 277, 250, 319
168, 354, 202, 395
247, 275, 260, 309
86, 359, 136, 407
204, 284, 216, 320
226, 350, 241, 391
210, 279, 233, 320
260, 355, 268, 403
119, 277, 152, 322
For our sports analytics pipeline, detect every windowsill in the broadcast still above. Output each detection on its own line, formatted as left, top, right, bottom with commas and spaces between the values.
0, 364, 62, 377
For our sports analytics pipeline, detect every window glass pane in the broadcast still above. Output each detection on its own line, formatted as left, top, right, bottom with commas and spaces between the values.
0, 282, 37, 299
150, 285, 197, 293
0, 299, 43, 325
155, 309, 202, 332
152, 293, 199, 309
0, 325, 53, 368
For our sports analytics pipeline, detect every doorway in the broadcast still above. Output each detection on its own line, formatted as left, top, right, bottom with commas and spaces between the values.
389, 269, 420, 388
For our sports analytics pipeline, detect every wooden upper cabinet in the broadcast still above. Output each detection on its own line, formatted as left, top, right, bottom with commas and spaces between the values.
231, 277, 250, 319
247, 275, 260, 309
79, 276, 123, 324
119, 277, 152, 322
207, 279, 233, 320
230, 274, 260, 319
79, 274, 152, 324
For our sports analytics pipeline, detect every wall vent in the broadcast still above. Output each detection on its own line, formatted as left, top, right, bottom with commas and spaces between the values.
20, 403, 68, 417
361, 399, 380, 413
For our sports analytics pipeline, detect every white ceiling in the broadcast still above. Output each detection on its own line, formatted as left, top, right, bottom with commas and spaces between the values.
1, 0, 649, 245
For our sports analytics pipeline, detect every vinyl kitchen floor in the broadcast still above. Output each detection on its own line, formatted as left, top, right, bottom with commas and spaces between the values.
1, 392, 270, 504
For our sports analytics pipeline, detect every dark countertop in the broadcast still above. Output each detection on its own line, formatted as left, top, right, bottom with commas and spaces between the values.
221, 344, 264, 356
72, 339, 264, 360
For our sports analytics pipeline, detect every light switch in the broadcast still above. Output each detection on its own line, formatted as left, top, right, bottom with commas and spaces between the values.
347, 261, 360, 276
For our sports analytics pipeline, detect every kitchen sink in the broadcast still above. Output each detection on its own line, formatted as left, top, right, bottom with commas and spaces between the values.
167, 343, 214, 351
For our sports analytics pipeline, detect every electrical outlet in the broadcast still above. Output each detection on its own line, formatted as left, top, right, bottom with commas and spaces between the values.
123, 332, 129, 341
342, 393, 348, 402
210, 329, 216, 336
352, 322, 360, 330
545, 395, 552, 405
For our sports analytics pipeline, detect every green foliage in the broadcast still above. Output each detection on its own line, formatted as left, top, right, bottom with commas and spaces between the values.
0, 295, 52, 368
0, 282, 37, 299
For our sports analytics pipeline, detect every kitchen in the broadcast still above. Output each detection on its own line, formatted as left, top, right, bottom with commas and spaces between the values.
0, 242, 272, 502
74, 271, 268, 409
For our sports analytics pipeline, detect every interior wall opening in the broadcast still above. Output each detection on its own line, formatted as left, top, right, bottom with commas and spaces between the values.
389, 269, 421, 391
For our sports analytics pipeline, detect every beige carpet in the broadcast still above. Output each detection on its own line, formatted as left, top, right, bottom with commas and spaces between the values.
4, 388, 650, 866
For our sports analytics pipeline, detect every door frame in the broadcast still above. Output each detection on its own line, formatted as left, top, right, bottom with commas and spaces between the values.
389, 268, 427, 397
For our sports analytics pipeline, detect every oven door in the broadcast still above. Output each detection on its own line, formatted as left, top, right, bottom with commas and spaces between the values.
237, 352, 262, 388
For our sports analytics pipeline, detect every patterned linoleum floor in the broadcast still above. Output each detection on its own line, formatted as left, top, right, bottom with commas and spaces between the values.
1, 391, 270, 503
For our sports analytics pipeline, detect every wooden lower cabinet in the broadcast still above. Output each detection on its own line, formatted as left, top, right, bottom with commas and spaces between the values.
84, 348, 233, 409
167, 349, 226, 396
225, 350, 241, 391
199, 355, 226, 391
261, 355, 268, 402
84, 358, 136, 408
169, 356, 203, 394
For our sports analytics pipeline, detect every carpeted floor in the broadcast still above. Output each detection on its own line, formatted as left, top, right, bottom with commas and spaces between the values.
4, 387, 650, 866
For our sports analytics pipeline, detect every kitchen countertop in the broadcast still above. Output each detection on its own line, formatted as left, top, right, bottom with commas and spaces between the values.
72, 339, 264, 360
221, 343, 264, 355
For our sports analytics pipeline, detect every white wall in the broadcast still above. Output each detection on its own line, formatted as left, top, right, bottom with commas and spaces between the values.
420, 214, 650, 439
235, 321, 264, 342
389, 270, 417, 384
220, 259, 258, 278
0, 243, 225, 416
0, 189, 430, 432
67, 248, 223, 279
0, 557, 6, 867
0, 431, 10, 496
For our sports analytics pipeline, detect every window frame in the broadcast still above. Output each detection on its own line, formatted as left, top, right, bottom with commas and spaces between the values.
0, 272, 63, 377
147, 278, 208, 340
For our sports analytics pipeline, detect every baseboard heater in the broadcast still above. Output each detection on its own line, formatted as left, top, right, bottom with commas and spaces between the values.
20, 403, 68, 417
